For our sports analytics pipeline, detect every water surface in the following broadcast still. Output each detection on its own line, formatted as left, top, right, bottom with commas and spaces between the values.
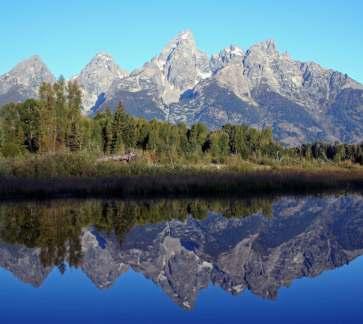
0, 195, 363, 323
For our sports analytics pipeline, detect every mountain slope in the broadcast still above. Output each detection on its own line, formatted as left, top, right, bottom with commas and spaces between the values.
94, 30, 211, 116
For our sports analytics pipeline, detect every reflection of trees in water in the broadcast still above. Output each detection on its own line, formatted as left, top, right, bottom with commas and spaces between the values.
0, 198, 273, 270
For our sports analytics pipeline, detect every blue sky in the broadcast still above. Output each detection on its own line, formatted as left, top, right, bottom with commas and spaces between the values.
1, 0, 362, 82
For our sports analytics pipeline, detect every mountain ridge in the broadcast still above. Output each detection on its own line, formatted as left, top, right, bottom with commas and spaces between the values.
1, 30, 362, 145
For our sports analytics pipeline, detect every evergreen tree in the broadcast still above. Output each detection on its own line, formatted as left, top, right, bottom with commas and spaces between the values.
65, 81, 82, 152
94, 108, 113, 154
110, 103, 128, 154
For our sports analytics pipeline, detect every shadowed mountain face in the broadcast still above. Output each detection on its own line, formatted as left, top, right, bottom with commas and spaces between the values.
0, 195, 362, 309
1, 31, 362, 145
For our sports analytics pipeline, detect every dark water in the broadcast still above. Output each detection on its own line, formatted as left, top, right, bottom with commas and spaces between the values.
0, 194, 363, 323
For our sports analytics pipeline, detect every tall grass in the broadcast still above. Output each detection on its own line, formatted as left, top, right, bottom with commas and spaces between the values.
0, 152, 362, 199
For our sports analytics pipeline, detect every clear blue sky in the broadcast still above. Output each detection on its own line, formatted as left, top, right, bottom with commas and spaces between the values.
1, 0, 362, 82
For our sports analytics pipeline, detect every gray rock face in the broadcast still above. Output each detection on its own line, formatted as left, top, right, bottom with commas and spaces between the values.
210, 45, 244, 72
94, 30, 211, 116
160, 30, 211, 95
73, 53, 128, 113
0, 56, 55, 106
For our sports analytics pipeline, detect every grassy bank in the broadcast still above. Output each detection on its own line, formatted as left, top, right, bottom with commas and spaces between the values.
0, 152, 362, 199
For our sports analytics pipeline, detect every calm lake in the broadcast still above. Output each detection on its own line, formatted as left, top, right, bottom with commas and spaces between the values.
0, 194, 363, 323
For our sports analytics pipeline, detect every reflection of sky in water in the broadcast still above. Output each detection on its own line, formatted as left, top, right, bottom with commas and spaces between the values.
0, 195, 362, 324
1, 257, 362, 324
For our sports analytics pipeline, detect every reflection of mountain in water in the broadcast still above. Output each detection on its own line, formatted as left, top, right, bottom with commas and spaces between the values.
0, 195, 362, 309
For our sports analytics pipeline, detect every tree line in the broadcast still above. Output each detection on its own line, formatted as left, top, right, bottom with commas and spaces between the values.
294, 142, 363, 165
0, 79, 362, 165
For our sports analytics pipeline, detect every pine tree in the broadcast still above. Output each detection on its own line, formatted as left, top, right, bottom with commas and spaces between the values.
65, 81, 82, 152
110, 105, 124, 154
110, 103, 130, 154
94, 108, 113, 154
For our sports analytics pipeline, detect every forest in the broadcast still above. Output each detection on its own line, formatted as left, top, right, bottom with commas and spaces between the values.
0, 78, 362, 181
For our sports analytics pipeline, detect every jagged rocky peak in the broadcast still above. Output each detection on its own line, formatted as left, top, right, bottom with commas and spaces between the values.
243, 39, 280, 67
0, 55, 55, 97
300, 60, 361, 90
80, 52, 128, 78
211, 45, 244, 72
251, 39, 277, 54
109, 29, 213, 106
155, 29, 211, 92
242, 39, 304, 91
75, 52, 128, 113
156, 30, 198, 66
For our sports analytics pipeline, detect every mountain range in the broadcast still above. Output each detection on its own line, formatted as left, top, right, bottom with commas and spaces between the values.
1, 30, 363, 145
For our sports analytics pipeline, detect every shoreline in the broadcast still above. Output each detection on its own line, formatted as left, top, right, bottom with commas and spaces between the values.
0, 169, 362, 200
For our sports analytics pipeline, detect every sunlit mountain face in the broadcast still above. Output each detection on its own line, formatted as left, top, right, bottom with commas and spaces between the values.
0, 194, 362, 310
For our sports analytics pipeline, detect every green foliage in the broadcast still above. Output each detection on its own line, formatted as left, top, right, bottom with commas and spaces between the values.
0, 152, 97, 178
296, 141, 363, 165
0, 81, 362, 173
94, 108, 113, 154
187, 123, 208, 156
110, 103, 127, 153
